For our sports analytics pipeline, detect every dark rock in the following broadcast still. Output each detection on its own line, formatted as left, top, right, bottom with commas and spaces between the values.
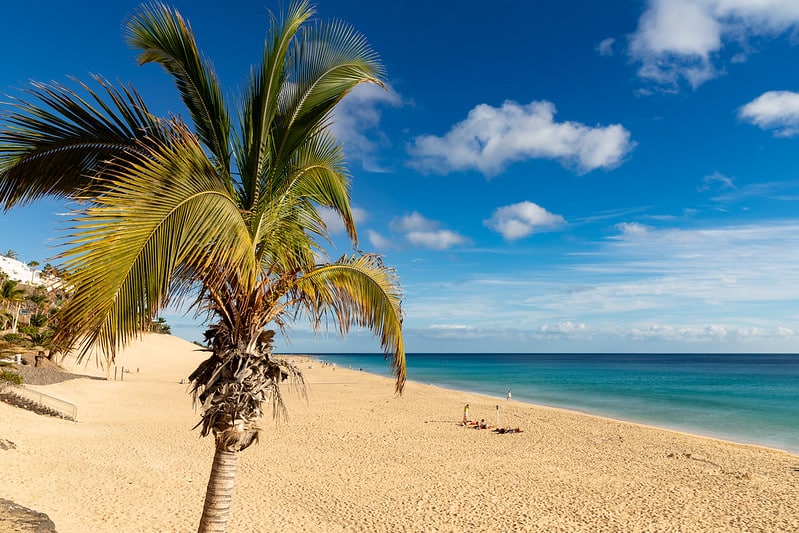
0, 498, 56, 532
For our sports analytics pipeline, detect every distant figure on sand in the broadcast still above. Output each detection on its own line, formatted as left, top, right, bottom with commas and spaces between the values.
506, 389, 512, 401
494, 427, 523, 434
463, 404, 470, 425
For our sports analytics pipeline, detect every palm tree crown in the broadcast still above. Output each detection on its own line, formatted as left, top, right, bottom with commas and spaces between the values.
0, 2, 404, 531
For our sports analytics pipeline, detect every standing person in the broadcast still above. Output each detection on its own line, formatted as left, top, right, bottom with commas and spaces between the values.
463, 404, 470, 425
506, 389, 512, 401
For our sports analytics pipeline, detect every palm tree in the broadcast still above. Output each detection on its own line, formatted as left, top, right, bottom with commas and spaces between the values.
0, 279, 25, 312
0, 309, 12, 330
0, 279, 26, 333
27, 260, 39, 284
3, 250, 17, 260
0, 2, 405, 531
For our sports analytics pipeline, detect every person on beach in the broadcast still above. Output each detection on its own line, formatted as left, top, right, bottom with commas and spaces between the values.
506, 389, 512, 401
463, 404, 470, 425
494, 427, 523, 434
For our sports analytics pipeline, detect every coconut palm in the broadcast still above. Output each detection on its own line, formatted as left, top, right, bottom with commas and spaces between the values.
0, 2, 405, 531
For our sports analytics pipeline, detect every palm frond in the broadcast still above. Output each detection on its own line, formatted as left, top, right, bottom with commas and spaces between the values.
126, 2, 231, 173
295, 254, 405, 392
53, 125, 254, 360
283, 130, 355, 242
234, 0, 314, 212
0, 77, 168, 209
271, 15, 385, 176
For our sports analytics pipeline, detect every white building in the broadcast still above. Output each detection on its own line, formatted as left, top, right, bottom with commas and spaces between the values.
0, 255, 43, 285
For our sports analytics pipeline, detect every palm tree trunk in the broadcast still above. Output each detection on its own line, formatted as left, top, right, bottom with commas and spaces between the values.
198, 442, 239, 533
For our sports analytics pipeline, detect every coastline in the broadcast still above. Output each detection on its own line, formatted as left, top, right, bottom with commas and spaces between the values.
314, 352, 799, 456
1, 335, 797, 532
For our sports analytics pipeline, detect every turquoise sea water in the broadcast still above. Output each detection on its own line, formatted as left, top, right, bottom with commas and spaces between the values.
311, 353, 799, 455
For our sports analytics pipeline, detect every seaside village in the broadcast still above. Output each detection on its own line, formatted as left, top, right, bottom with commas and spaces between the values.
0, 251, 170, 368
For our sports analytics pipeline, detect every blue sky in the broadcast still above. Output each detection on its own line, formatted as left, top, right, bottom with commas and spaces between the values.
4, 0, 799, 353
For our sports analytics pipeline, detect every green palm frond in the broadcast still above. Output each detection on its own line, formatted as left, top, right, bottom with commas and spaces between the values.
248, 131, 353, 268
54, 125, 254, 360
296, 254, 405, 392
273, 15, 385, 172
235, 0, 314, 211
288, 131, 354, 239
126, 2, 231, 172
0, 77, 168, 209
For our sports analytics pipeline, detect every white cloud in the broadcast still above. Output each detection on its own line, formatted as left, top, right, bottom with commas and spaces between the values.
366, 229, 392, 250
329, 83, 403, 172
739, 90, 799, 136
626, 324, 728, 342
615, 221, 651, 238
537, 321, 589, 337
407, 230, 468, 250
390, 212, 438, 232
630, 0, 799, 89
318, 206, 368, 235
485, 201, 566, 240
390, 212, 469, 250
408, 100, 635, 176
699, 171, 736, 192
597, 37, 616, 56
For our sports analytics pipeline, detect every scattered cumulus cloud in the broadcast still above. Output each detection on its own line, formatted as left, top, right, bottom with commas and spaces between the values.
408, 100, 635, 176
390, 212, 469, 250
366, 229, 393, 250
399, 220, 799, 350
389, 212, 438, 233
329, 83, 403, 172
626, 324, 728, 342
614, 221, 651, 238
739, 90, 799, 136
407, 230, 468, 250
484, 201, 566, 240
597, 37, 616, 56
630, 0, 799, 89
537, 321, 589, 337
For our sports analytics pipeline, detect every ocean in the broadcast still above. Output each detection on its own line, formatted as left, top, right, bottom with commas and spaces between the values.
311, 352, 799, 455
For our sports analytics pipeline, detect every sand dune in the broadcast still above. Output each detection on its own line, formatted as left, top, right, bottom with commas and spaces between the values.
1, 334, 797, 532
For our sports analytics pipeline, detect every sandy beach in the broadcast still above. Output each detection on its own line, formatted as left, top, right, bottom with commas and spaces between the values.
1, 334, 797, 532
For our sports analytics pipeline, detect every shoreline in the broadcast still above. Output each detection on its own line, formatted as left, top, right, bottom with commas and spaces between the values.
321, 360, 798, 458
1, 335, 797, 532
311, 353, 799, 456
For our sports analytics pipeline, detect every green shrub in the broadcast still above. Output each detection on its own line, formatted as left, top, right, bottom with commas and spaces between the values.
0, 369, 22, 385
3, 334, 20, 343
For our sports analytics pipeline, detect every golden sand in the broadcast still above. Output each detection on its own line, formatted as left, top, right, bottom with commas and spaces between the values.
1, 334, 797, 532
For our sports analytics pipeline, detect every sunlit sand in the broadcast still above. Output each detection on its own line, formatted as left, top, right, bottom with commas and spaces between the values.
1, 334, 796, 531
